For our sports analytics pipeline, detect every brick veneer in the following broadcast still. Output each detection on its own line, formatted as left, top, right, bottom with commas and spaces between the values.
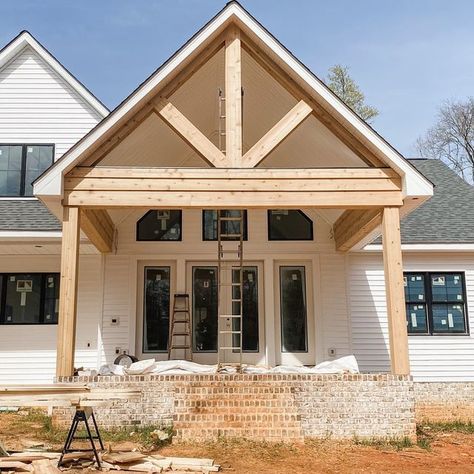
54, 374, 415, 441
414, 382, 474, 423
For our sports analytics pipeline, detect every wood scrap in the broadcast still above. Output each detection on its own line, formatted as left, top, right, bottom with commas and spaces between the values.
0, 455, 49, 463
0, 441, 9, 457
60, 451, 95, 461
31, 459, 61, 474
0, 460, 32, 472
103, 452, 147, 464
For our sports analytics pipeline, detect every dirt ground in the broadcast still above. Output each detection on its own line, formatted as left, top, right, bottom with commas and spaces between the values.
1, 412, 474, 473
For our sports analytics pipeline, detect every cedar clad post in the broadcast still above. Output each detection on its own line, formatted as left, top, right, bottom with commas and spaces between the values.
56, 206, 81, 377
382, 206, 410, 375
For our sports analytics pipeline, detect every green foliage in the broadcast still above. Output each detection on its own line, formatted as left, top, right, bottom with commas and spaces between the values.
325, 65, 379, 123
420, 420, 474, 434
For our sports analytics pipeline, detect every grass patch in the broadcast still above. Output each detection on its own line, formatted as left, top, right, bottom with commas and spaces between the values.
353, 435, 414, 451
7, 410, 172, 450
420, 420, 474, 434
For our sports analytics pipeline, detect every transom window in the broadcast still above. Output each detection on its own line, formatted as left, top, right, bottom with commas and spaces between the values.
202, 210, 248, 241
404, 272, 469, 335
268, 210, 313, 240
137, 210, 182, 241
0, 144, 54, 197
0, 273, 59, 325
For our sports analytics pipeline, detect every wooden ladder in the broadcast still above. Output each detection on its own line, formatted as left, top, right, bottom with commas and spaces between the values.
167, 293, 192, 361
217, 210, 244, 372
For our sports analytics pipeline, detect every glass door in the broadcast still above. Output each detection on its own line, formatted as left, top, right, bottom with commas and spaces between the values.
276, 263, 315, 365
136, 265, 172, 359
189, 262, 265, 365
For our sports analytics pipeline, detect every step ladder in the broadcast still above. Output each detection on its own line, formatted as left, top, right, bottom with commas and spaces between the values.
217, 210, 244, 372
168, 293, 192, 361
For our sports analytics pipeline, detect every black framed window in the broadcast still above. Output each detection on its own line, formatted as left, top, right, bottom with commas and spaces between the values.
202, 210, 248, 241
0, 144, 54, 197
0, 273, 59, 325
137, 210, 182, 241
268, 210, 313, 241
404, 272, 468, 335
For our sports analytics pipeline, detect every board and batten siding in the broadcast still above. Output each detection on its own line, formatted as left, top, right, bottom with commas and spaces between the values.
348, 252, 474, 381
0, 45, 102, 159
0, 255, 102, 384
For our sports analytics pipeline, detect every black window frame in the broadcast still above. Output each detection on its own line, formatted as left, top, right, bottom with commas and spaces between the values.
0, 272, 60, 325
0, 144, 55, 197
136, 210, 183, 242
267, 210, 314, 241
404, 271, 469, 336
202, 210, 248, 241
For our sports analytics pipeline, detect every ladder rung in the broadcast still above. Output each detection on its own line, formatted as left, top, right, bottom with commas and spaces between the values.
219, 234, 242, 238
219, 217, 243, 221
219, 330, 241, 334
172, 319, 189, 324
174, 294, 189, 298
220, 347, 242, 350
219, 283, 242, 287
170, 345, 190, 349
173, 309, 189, 313
219, 314, 242, 318
171, 332, 190, 336
231, 299, 242, 302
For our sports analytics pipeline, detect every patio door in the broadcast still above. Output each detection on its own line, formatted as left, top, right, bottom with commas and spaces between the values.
188, 262, 264, 365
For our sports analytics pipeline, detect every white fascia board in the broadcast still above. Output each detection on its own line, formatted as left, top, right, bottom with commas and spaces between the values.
362, 243, 474, 252
34, 2, 433, 201
0, 231, 62, 240
0, 32, 108, 118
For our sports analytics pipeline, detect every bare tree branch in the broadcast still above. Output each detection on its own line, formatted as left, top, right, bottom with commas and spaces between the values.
417, 98, 474, 183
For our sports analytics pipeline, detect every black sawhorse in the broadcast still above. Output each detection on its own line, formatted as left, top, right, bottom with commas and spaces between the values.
58, 406, 104, 469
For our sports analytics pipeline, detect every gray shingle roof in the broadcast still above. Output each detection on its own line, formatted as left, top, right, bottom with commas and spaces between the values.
0, 199, 60, 231
374, 159, 474, 244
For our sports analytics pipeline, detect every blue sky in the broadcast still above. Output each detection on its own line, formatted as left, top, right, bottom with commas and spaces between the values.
0, 0, 473, 156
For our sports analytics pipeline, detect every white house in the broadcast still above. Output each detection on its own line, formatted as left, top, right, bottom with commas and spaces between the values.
1, 3, 473, 429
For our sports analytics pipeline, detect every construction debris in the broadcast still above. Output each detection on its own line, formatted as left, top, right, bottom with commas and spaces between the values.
0, 450, 220, 473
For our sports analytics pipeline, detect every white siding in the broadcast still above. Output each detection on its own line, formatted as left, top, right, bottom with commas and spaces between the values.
348, 252, 474, 381
0, 46, 102, 159
0, 255, 102, 383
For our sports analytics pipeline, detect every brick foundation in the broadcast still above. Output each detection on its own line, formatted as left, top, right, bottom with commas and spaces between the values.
414, 382, 474, 423
54, 374, 415, 441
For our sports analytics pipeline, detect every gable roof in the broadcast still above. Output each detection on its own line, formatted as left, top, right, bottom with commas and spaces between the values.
0, 30, 109, 118
399, 159, 474, 244
33, 1, 432, 203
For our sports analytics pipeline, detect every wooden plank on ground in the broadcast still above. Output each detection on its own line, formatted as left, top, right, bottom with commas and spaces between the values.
31, 459, 61, 474
0, 461, 32, 472
103, 452, 147, 464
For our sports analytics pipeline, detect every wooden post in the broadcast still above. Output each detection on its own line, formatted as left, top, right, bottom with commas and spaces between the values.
225, 25, 242, 166
56, 207, 81, 377
382, 206, 410, 375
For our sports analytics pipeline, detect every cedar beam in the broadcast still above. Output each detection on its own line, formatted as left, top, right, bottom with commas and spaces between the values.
225, 25, 242, 166
242, 100, 312, 167
80, 209, 114, 253
382, 206, 410, 375
56, 207, 81, 378
334, 208, 383, 251
63, 190, 403, 208
155, 101, 227, 167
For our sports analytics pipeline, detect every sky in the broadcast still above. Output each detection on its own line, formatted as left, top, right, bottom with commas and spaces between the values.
0, 0, 473, 156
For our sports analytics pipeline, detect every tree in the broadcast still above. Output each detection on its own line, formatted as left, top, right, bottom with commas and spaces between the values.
417, 98, 474, 183
325, 65, 379, 123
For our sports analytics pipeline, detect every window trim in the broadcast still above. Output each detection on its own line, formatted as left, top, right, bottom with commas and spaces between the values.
405, 271, 470, 336
267, 210, 313, 241
136, 210, 183, 242
201, 210, 248, 241
0, 272, 60, 325
0, 143, 55, 197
